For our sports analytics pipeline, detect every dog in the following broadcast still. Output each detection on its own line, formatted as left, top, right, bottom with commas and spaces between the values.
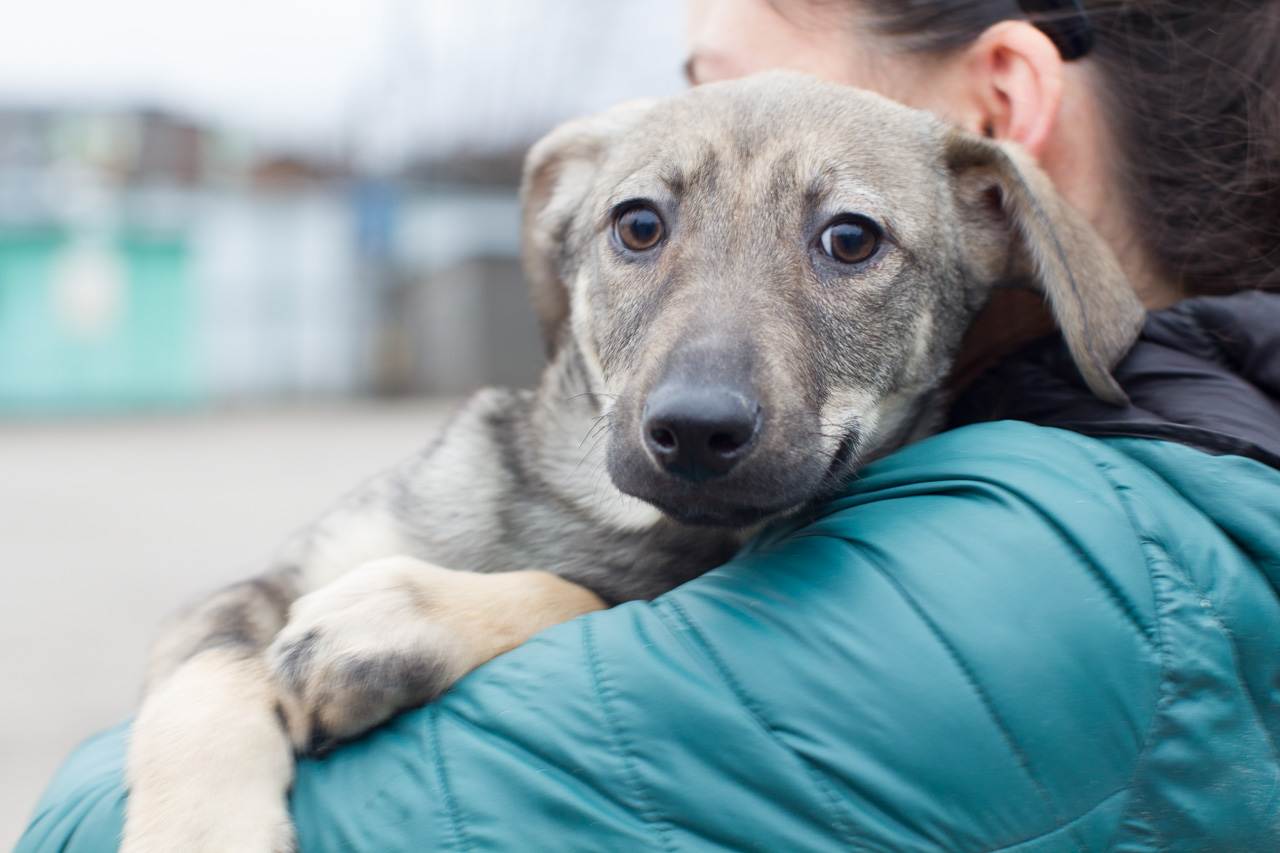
120, 72, 1143, 851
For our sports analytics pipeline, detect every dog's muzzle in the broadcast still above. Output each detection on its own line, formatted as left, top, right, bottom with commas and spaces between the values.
606, 337, 836, 528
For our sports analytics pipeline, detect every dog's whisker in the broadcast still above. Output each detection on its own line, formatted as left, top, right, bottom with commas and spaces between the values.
562, 391, 619, 404
573, 426, 615, 474
578, 415, 614, 450
582, 416, 615, 447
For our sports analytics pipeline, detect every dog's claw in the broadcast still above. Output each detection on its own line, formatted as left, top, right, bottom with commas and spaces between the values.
303, 725, 337, 758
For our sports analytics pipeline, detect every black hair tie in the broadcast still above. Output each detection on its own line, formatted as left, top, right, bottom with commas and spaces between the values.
1018, 0, 1094, 61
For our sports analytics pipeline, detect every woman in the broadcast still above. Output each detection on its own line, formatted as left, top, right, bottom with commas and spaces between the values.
21, 2, 1280, 851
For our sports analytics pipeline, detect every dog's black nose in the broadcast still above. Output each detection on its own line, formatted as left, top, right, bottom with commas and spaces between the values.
642, 385, 761, 480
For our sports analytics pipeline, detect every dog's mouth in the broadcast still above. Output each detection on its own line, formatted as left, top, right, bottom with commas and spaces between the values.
638, 491, 802, 528
606, 425, 862, 530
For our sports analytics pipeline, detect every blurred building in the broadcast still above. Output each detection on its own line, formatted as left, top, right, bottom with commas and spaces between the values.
0, 106, 546, 413
0, 0, 686, 416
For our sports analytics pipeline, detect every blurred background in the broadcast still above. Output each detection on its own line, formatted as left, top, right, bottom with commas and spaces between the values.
0, 0, 686, 843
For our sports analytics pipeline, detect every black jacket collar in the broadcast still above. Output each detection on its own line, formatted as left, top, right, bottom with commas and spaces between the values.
951, 291, 1280, 470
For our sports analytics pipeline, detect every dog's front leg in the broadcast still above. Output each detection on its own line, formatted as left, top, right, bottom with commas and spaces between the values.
124, 649, 296, 853
266, 556, 606, 754
123, 575, 300, 853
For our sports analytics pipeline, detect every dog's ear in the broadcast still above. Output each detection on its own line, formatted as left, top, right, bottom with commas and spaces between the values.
945, 133, 1145, 404
520, 100, 655, 356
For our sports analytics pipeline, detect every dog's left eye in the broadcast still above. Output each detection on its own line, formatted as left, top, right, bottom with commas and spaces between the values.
614, 204, 666, 253
819, 215, 881, 265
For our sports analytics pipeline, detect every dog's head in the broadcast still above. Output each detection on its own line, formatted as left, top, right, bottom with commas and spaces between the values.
521, 72, 1142, 528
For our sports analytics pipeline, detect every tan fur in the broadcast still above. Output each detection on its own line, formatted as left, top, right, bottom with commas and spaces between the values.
267, 559, 605, 747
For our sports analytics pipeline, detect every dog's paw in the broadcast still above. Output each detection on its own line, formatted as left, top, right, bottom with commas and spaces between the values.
266, 558, 469, 755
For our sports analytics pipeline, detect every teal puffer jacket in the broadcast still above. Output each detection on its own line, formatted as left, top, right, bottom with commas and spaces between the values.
19, 422, 1280, 852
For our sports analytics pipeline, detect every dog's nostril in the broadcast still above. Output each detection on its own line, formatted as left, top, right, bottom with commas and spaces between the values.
708, 431, 744, 456
649, 426, 678, 452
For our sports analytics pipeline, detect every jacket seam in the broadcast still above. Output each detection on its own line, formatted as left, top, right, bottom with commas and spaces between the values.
859, 552, 1087, 853
1094, 454, 1280, 768
1085, 455, 1178, 852
582, 618, 678, 853
1195, 605, 1280, 766
427, 705, 473, 852
658, 599, 864, 850
998, 477, 1158, 652
983, 786, 1130, 853
1098, 445, 1280, 769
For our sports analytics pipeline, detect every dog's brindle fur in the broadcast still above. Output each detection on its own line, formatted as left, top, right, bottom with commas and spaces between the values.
122, 73, 1143, 851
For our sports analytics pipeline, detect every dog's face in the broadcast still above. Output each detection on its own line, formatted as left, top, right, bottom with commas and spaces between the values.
523, 73, 1142, 528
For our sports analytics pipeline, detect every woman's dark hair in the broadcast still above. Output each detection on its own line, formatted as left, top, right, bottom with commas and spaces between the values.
862, 0, 1280, 295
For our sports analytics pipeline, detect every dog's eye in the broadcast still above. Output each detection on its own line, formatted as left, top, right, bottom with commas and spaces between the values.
614, 205, 665, 253
819, 216, 881, 265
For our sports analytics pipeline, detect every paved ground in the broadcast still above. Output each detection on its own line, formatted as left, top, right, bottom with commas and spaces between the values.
0, 401, 456, 848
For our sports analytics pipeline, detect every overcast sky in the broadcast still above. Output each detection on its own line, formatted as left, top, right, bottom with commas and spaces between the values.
0, 0, 687, 162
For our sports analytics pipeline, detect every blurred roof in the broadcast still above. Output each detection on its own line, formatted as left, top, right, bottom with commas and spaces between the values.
0, 0, 687, 169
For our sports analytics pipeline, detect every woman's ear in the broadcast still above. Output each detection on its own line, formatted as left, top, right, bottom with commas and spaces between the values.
520, 100, 654, 356
959, 20, 1065, 157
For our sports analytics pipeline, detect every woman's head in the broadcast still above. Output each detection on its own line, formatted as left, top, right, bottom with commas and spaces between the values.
687, 1, 1280, 301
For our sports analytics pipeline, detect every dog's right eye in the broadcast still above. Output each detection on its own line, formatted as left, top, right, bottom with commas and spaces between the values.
614, 205, 666, 253
818, 215, 882, 266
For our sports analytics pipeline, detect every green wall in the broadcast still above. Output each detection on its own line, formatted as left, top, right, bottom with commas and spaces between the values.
0, 228, 198, 413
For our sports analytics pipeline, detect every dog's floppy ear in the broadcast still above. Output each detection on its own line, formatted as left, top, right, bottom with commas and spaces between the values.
946, 133, 1145, 404
520, 100, 655, 356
